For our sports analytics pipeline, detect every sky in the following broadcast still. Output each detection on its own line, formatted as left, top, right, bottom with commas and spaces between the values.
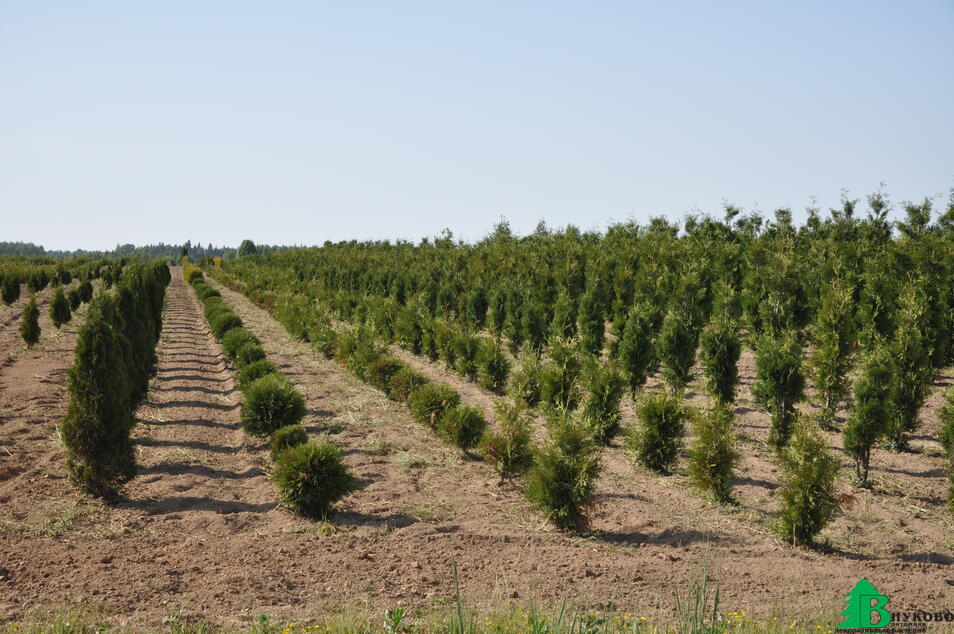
1, 1, 952, 251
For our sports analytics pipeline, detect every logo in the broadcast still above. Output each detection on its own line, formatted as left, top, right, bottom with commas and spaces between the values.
838, 579, 891, 629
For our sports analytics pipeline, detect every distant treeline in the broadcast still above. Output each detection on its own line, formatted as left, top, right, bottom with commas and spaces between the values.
0, 240, 295, 260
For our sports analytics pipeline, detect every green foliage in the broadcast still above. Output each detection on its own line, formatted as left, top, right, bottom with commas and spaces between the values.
843, 346, 895, 484
235, 341, 266, 367
688, 405, 737, 503
240, 374, 307, 437
19, 295, 40, 347
452, 332, 480, 380
183, 265, 204, 285
2, 275, 21, 305
436, 404, 486, 449
507, 347, 542, 408
193, 282, 221, 301
475, 338, 510, 394
539, 339, 582, 410
408, 382, 460, 429
78, 279, 93, 303
657, 306, 697, 392
365, 355, 405, 393
269, 424, 309, 460
520, 300, 548, 353
810, 278, 856, 428
886, 279, 934, 451
939, 386, 954, 457
479, 399, 534, 481
28, 269, 49, 293
626, 392, 687, 473
60, 295, 135, 497
616, 304, 655, 397
222, 328, 261, 359
581, 360, 626, 443
549, 291, 577, 340
237, 239, 259, 257
778, 420, 840, 545
49, 287, 72, 328
525, 410, 602, 531
752, 331, 804, 450
67, 287, 82, 311
386, 366, 428, 402
208, 309, 243, 340
698, 316, 741, 405
272, 440, 356, 518
577, 285, 604, 356
236, 359, 279, 391
341, 326, 384, 380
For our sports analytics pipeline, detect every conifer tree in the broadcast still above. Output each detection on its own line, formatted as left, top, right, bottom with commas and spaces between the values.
658, 305, 697, 393
19, 295, 40, 347
1, 276, 20, 305
698, 315, 741, 405
843, 347, 894, 484
616, 303, 655, 398
578, 285, 604, 356
811, 278, 856, 429
887, 279, 934, 451
778, 419, 840, 544
753, 330, 804, 450
49, 287, 72, 328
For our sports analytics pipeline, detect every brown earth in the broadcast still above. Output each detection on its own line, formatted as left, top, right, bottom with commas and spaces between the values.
0, 271, 952, 629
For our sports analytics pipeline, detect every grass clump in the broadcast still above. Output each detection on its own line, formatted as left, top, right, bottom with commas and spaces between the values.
272, 439, 356, 518
269, 424, 309, 460
626, 392, 687, 474
241, 374, 306, 437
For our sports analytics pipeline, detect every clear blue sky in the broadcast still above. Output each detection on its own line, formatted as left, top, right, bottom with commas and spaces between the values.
1, 1, 952, 251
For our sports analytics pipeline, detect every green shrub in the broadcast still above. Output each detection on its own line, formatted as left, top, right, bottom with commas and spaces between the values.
408, 382, 460, 429
194, 283, 221, 301
208, 309, 243, 339
272, 440, 356, 518
843, 346, 895, 484
386, 366, 428, 402
578, 286, 604, 356
394, 304, 423, 354
698, 316, 741, 405
752, 330, 804, 450
240, 374, 307, 437
626, 392, 687, 473
526, 412, 602, 531
235, 341, 266, 367
59, 295, 135, 497
476, 339, 510, 394
520, 301, 548, 353
309, 320, 337, 358
581, 361, 626, 443
49, 287, 72, 329
433, 320, 457, 366
365, 355, 405, 393
453, 333, 480, 380
479, 399, 534, 481
887, 280, 934, 451
508, 347, 542, 408
183, 266, 204, 285
436, 405, 486, 449
550, 291, 577, 340
810, 279, 856, 428
28, 270, 49, 293
1, 276, 20, 305
19, 295, 40, 347
616, 304, 655, 397
335, 325, 383, 380
222, 328, 261, 359
237, 359, 279, 391
688, 405, 737, 503
658, 306, 697, 392
540, 339, 582, 410
78, 279, 93, 303
67, 288, 82, 311
269, 424, 308, 460
940, 386, 954, 457
778, 420, 840, 545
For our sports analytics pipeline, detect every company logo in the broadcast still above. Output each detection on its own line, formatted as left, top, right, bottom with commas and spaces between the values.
838, 579, 891, 629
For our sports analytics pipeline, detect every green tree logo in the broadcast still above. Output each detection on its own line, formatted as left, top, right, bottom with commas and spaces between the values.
838, 579, 891, 629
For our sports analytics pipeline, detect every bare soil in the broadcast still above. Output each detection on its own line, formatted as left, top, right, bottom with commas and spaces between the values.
1, 271, 952, 629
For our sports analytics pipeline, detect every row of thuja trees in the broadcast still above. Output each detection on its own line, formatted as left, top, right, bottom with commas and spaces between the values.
59, 261, 171, 497
208, 191, 954, 543
185, 264, 356, 518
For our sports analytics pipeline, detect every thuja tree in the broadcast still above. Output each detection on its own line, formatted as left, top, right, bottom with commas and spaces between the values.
49, 287, 72, 329
581, 360, 626, 443
753, 330, 804, 450
778, 419, 840, 545
886, 279, 934, 451
60, 295, 136, 497
578, 283, 605, 356
1, 275, 20, 305
698, 314, 741, 405
616, 303, 655, 398
688, 404, 738, 503
19, 295, 40, 347
843, 346, 895, 485
810, 278, 856, 429
550, 290, 577, 341
658, 305, 697, 393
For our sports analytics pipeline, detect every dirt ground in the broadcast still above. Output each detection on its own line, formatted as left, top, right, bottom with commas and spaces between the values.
1, 271, 953, 629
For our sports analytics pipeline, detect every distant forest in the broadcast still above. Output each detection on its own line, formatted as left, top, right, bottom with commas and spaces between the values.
0, 240, 294, 260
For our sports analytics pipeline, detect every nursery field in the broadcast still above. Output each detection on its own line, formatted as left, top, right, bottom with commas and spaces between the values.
3, 202, 954, 632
